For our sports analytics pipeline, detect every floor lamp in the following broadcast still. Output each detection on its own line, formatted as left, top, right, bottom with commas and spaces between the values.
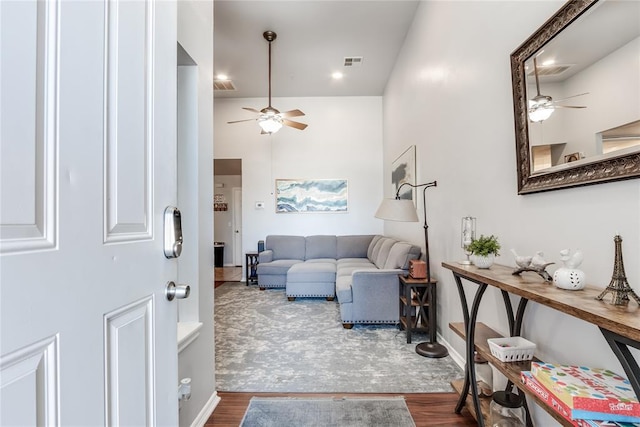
375, 180, 449, 358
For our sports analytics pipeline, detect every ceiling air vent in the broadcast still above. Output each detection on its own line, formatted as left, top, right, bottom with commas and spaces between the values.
527, 64, 572, 77
343, 57, 363, 67
214, 79, 236, 91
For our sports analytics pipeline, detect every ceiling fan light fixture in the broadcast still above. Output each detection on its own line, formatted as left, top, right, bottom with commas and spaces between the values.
227, 30, 307, 134
258, 114, 283, 134
528, 99, 554, 123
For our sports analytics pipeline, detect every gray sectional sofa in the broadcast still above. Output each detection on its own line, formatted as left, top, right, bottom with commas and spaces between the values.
256, 234, 421, 328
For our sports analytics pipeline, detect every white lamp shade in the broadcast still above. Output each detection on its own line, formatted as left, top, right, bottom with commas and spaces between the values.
375, 198, 419, 222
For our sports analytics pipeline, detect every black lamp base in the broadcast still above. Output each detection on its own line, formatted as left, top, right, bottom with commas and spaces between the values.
415, 342, 449, 358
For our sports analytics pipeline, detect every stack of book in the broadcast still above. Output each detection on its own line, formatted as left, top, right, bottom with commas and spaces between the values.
521, 362, 640, 426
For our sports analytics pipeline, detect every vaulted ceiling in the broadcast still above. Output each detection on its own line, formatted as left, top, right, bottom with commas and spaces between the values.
213, 1, 420, 99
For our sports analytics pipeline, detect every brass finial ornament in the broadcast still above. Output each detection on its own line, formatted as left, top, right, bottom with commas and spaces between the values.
596, 235, 640, 305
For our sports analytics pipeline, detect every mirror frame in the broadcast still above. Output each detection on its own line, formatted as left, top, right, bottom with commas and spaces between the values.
511, 0, 640, 194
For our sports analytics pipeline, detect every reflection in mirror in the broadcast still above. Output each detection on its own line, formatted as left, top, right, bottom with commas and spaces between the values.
511, 0, 640, 193
600, 120, 640, 154
526, 0, 639, 173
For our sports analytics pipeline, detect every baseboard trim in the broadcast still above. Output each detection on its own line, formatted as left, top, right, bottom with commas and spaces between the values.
437, 332, 465, 371
190, 391, 220, 427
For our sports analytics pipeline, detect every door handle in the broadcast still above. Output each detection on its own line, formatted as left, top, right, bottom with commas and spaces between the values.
165, 281, 190, 301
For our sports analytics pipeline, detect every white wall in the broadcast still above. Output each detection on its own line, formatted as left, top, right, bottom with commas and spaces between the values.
383, 1, 640, 425
214, 96, 385, 271
177, 2, 215, 426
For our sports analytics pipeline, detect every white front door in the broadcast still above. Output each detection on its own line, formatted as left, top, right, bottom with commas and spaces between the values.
0, 1, 179, 425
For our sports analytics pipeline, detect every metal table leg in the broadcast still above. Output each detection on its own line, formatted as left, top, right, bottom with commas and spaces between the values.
452, 271, 488, 426
600, 327, 640, 399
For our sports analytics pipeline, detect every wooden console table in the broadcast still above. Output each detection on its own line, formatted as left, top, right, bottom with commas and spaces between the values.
442, 261, 640, 427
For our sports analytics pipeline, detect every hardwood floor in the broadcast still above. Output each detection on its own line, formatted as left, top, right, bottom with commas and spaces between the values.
206, 392, 477, 426
215, 266, 242, 288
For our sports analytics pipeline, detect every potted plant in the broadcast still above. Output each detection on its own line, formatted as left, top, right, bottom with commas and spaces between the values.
468, 234, 501, 269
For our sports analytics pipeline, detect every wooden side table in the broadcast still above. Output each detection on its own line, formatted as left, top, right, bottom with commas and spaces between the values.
245, 251, 259, 286
399, 274, 448, 358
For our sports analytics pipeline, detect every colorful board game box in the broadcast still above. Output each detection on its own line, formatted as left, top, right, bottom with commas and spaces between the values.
531, 362, 640, 422
522, 371, 640, 424
521, 371, 580, 426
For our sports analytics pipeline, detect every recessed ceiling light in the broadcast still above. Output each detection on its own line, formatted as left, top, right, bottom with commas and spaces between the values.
332, 72, 344, 80
216, 74, 229, 81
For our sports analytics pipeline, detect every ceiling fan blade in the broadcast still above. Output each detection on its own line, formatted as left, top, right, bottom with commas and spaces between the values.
553, 105, 586, 109
283, 119, 308, 130
551, 92, 589, 103
227, 118, 257, 124
279, 109, 305, 118
242, 107, 262, 114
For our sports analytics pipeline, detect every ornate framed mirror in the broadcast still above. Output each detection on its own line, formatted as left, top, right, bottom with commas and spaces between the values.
511, 0, 640, 194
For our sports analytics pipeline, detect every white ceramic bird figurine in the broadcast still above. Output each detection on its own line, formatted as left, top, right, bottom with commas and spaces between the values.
511, 249, 532, 268
531, 251, 553, 269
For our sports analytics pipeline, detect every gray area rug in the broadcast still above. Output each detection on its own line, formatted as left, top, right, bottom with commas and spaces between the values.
215, 282, 462, 393
239, 397, 416, 427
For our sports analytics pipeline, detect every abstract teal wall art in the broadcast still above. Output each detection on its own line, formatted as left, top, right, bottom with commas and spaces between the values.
275, 179, 348, 213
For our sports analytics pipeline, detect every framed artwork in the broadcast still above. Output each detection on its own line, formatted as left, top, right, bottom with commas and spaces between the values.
564, 152, 583, 163
391, 145, 416, 201
275, 179, 348, 213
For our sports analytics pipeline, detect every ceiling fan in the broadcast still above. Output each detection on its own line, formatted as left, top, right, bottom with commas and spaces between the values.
528, 57, 587, 123
227, 31, 308, 134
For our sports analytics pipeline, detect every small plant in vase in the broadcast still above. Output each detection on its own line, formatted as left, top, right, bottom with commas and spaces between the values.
468, 235, 501, 269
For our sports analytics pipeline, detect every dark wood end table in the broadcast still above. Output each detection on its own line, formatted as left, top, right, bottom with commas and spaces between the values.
399, 274, 448, 358
245, 251, 259, 286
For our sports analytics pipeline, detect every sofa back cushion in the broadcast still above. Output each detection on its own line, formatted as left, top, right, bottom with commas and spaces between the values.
383, 242, 421, 269
337, 235, 374, 259
366, 235, 384, 260
371, 237, 397, 269
305, 235, 337, 260
265, 235, 306, 260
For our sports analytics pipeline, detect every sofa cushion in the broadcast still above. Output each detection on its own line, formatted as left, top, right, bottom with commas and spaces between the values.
366, 235, 384, 260
336, 259, 375, 273
337, 235, 374, 259
257, 259, 304, 275
383, 242, 421, 269
373, 238, 397, 269
305, 235, 337, 260
287, 262, 336, 283
266, 235, 306, 260
305, 258, 336, 263
336, 263, 377, 278
337, 258, 372, 266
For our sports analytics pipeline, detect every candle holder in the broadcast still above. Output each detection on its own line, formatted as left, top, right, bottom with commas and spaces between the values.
460, 216, 476, 265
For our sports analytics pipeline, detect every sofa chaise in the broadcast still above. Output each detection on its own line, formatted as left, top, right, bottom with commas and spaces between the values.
256, 234, 421, 328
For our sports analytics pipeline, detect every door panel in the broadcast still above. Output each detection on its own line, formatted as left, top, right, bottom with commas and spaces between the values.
0, 0, 57, 252
1, 0, 178, 425
104, 0, 153, 242
0, 336, 58, 426
104, 298, 154, 426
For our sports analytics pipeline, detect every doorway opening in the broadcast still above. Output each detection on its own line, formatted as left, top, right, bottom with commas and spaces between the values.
213, 159, 242, 279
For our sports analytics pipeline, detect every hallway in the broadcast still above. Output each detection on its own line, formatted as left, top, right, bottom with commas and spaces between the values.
215, 266, 242, 287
